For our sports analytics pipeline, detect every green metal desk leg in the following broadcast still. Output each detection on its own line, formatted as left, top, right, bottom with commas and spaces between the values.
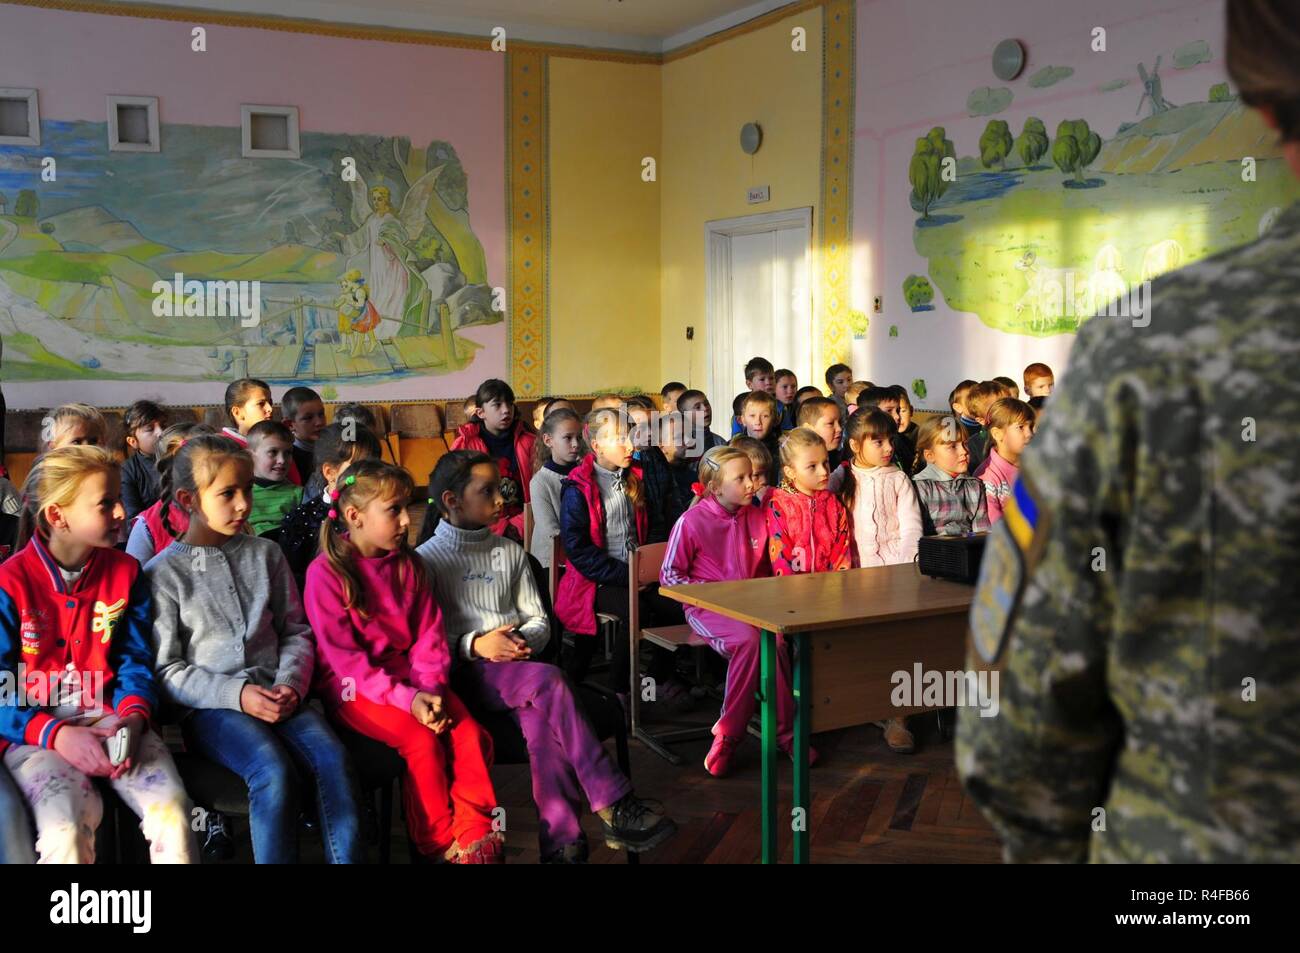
760, 628, 777, 864
793, 631, 811, 865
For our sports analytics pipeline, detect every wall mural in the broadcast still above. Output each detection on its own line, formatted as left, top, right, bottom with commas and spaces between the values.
0, 120, 501, 405
904, 48, 1298, 348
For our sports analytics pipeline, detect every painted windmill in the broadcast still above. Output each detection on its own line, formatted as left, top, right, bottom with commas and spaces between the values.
1136, 57, 1175, 116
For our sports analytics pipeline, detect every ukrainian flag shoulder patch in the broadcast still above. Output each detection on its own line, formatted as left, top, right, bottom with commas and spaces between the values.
969, 476, 1047, 664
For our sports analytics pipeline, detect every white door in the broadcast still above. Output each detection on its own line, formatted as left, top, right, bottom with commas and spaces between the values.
705, 208, 813, 411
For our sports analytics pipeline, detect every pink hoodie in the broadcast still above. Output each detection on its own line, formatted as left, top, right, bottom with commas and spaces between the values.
974, 447, 1020, 523
661, 495, 770, 587
302, 548, 450, 713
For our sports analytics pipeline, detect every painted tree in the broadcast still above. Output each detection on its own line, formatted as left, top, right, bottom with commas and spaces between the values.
909, 126, 956, 219
1015, 117, 1049, 168
13, 189, 38, 218
1052, 119, 1102, 184
979, 119, 1014, 170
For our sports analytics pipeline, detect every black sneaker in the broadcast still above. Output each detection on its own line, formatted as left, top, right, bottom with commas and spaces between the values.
597, 794, 676, 853
202, 811, 235, 861
541, 840, 590, 864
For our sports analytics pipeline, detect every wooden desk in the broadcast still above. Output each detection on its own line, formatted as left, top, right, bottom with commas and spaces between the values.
661, 564, 973, 864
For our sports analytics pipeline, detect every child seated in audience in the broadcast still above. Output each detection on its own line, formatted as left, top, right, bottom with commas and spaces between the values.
844, 380, 872, 414
767, 427, 851, 575
44, 403, 107, 451
221, 378, 274, 446
745, 356, 776, 396
949, 380, 980, 440
659, 410, 700, 506
728, 435, 773, 506
451, 379, 536, 541
417, 451, 676, 861
279, 421, 383, 589
728, 391, 748, 436
662, 447, 807, 776
660, 381, 687, 413
994, 376, 1020, 400
963, 381, 1006, 472
676, 389, 726, 452
854, 386, 915, 472
774, 369, 798, 430
302, 403, 378, 502
590, 394, 623, 412
792, 385, 823, 421
974, 398, 1036, 523
625, 396, 685, 541
125, 422, 212, 564
530, 396, 575, 432
1023, 361, 1055, 397
736, 391, 782, 484
912, 415, 990, 536
831, 409, 923, 753
304, 460, 504, 864
556, 408, 687, 700
1, 446, 196, 863
825, 362, 854, 430
281, 386, 326, 485
829, 408, 922, 566
797, 396, 844, 468
120, 399, 168, 521
462, 395, 479, 423
145, 434, 362, 864
247, 421, 304, 536
891, 385, 918, 443
526, 406, 585, 567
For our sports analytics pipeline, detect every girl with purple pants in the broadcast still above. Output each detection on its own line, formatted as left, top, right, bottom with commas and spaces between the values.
416, 450, 675, 864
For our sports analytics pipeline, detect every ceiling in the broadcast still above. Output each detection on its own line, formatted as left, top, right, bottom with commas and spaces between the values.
109, 0, 800, 53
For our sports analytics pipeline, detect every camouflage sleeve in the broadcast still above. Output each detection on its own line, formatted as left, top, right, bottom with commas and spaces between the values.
957, 320, 1127, 863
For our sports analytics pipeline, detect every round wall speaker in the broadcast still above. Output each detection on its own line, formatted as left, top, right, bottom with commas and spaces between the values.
740, 122, 762, 155
992, 39, 1026, 81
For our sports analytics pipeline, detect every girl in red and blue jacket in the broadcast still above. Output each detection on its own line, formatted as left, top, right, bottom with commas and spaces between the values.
0, 446, 196, 864
451, 379, 537, 542
766, 427, 852, 575
661, 447, 802, 777
556, 408, 684, 695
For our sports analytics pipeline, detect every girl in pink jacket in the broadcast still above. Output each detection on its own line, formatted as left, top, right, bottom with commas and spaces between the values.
829, 408, 922, 566
662, 448, 807, 777
974, 398, 1036, 523
766, 428, 852, 575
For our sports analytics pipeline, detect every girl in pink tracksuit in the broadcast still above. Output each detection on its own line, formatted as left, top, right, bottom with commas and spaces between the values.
661, 447, 799, 778
766, 427, 852, 575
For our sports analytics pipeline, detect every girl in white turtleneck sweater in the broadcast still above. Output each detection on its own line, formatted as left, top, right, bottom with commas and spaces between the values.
828, 408, 922, 567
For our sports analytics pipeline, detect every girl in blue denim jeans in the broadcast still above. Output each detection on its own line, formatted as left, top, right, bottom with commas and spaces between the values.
144, 434, 363, 863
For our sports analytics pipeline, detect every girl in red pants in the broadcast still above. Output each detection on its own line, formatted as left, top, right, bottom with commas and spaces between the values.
303, 460, 502, 863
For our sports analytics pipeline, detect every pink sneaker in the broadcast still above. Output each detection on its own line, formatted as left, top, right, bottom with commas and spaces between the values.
780, 742, 819, 768
704, 734, 743, 777
451, 832, 506, 864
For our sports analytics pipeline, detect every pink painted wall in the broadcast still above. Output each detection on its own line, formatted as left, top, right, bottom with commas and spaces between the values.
0, 4, 506, 402
850, 0, 1268, 407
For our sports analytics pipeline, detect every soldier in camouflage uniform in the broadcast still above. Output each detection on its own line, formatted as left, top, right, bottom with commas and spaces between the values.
957, 0, 1300, 863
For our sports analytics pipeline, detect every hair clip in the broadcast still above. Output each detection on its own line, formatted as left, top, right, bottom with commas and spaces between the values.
690, 481, 707, 499
328, 508, 339, 520
343, 474, 356, 486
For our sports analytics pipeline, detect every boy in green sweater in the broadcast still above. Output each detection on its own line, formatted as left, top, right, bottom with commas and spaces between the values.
246, 421, 302, 536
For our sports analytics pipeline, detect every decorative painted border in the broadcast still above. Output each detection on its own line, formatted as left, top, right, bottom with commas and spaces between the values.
818, 0, 855, 372
507, 50, 549, 397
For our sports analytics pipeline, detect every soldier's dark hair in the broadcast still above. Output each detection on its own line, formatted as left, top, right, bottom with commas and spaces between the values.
1228, 1, 1300, 142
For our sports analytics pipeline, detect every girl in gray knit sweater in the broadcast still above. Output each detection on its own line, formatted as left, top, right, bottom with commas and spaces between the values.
527, 407, 585, 568
144, 435, 363, 863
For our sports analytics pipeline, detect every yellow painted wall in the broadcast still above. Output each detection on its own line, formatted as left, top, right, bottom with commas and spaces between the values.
549, 58, 662, 395
659, 11, 824, 389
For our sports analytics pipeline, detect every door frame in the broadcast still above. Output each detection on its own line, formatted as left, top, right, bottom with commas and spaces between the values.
704, 206, 814, 407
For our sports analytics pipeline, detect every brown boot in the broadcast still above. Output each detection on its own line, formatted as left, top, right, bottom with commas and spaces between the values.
882, 717, 915, 754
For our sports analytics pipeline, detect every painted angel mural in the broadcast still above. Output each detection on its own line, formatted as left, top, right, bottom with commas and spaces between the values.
336, 170, 444, 342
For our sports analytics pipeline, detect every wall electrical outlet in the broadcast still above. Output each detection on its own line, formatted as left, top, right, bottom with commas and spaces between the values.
686, 326, 694, 340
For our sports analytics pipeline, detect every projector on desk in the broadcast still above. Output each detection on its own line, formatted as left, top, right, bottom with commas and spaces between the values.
918, 533, 988, 584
